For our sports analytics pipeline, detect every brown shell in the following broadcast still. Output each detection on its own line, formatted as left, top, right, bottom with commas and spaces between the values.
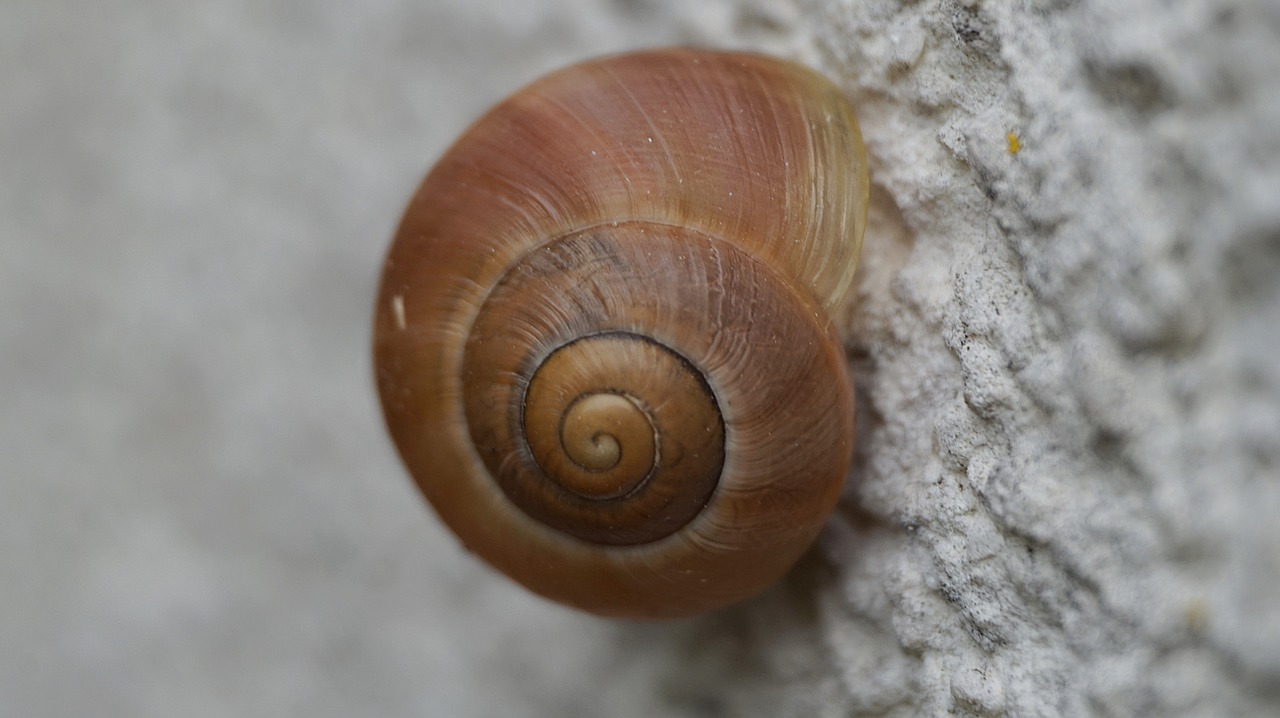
373, 48, 868, 618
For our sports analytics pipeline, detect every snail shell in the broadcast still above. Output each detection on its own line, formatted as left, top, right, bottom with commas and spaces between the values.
374, 48, 868, 618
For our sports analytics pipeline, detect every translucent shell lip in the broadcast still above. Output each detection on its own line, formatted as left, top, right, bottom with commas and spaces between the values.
374, 49, 867, 618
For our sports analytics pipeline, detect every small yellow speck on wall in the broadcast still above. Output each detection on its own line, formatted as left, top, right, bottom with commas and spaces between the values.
1007, 131, 1021, 155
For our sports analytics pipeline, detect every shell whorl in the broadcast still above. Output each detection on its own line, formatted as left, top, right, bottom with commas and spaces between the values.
374, 49, 868, 618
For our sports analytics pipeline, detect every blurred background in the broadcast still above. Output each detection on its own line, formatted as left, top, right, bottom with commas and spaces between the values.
1, 2, 833, 716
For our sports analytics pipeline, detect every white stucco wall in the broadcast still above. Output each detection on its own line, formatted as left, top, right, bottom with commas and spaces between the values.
3, 1, 1276, 716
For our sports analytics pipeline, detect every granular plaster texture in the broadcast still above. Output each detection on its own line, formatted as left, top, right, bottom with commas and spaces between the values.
804, 1, 1280, 715
1, 1, 1277, 717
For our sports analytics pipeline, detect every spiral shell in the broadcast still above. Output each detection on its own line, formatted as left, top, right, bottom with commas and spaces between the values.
374, 49, 868, 618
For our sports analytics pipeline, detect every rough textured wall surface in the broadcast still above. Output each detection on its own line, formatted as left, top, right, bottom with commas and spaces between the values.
808, 0, 1280, 715
2, 1, 1276, 716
